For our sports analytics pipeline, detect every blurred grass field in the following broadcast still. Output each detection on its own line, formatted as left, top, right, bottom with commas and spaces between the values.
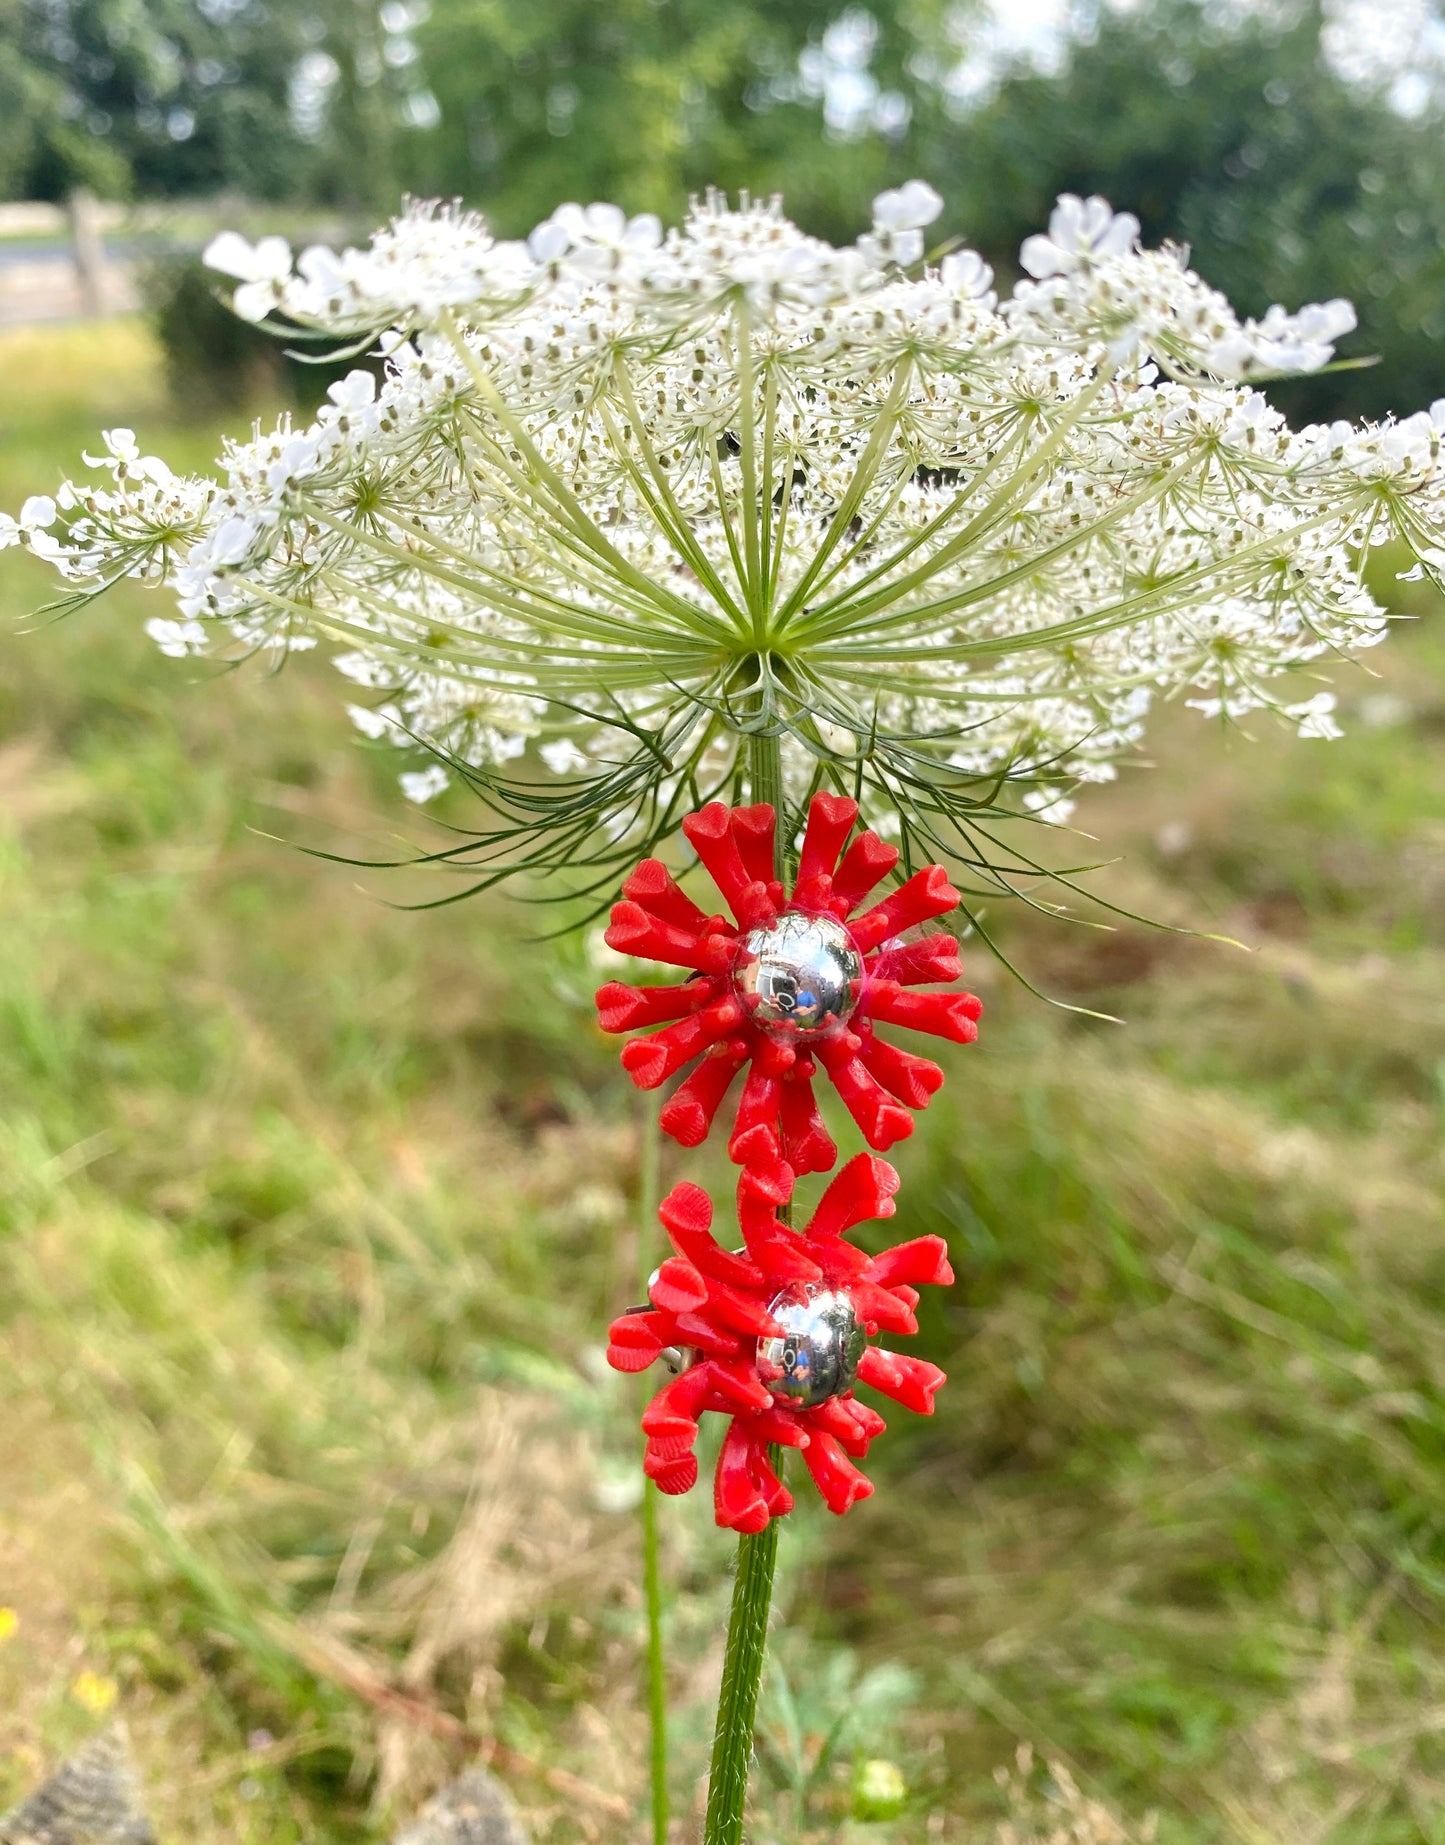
1, 319, 1444, 1845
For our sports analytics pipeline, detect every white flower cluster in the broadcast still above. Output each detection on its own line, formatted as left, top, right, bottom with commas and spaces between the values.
7, 187, 1443, 844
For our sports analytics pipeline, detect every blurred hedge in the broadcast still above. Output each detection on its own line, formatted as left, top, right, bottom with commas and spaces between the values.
145, 257, 381, 418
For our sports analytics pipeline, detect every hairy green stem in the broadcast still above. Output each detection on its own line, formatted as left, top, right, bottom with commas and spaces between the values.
702, 726, 786, 1845
703, 1511, 782, 1845
642, 1480, 668, 1845
636, 1097, 669, 1845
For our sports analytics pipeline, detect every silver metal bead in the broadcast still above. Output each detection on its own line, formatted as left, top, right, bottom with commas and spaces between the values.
757, 1283, 867, 1408
733, 910, 863, 1040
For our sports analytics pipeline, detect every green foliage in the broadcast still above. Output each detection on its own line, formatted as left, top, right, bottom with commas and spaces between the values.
0, 0, 129, 199
755, 1646, 918, 1838
930, 0, 1445, 422
0, 0, 428, 207
0, 0, 305, 201
405, 0, 956, 240
145, 255, 381, 415
145, 256, 289, 412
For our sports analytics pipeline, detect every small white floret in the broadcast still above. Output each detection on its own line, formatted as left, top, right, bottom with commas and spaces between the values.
399, 763, 450, 802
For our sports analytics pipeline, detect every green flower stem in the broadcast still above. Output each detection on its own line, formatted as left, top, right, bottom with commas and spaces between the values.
746, 728, 785, 833
642, 1478, 668, 1845
701, 725, 788, 1845
636, 1095, 669, 1845
703, 1510, 782, 1845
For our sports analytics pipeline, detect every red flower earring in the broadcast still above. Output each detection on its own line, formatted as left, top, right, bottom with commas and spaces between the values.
607, 1153, 951, 1533
596, 792, 982, 1172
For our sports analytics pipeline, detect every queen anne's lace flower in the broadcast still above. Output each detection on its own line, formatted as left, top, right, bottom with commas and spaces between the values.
13, 184, 1445, 881
203, 231, 296, 323
1019, 193, 1142, 277
608, 1154, 950, 1532
597, 794, 981, 1166
0, 495, 61, 560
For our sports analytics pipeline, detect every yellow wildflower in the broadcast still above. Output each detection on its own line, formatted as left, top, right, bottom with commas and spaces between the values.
70, 1671, 118, 1714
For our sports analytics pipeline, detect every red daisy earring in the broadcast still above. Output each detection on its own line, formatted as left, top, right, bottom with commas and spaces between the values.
607, 1153, 951, 1533
595, 792, 982, 1173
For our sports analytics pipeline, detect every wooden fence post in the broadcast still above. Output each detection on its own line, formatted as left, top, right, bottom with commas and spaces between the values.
67, 188, 112, 317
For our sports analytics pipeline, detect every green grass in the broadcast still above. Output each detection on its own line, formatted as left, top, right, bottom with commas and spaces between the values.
2, 320, 1445, 1844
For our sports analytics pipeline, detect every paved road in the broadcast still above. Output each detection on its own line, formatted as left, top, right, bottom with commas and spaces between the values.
0, 235, 179, 270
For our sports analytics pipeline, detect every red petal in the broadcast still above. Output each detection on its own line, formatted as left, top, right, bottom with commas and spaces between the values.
832, 831, 899, 913
658, 1179, 711, 1237
870, 934, 962, 987
857, 1347, 946, 1415
669, 1311, 742, 1358
736, 1135, 794, 1202
858, 1034, 945, 1108
642, 1421, 699, 1468
755, 1447, 795, 1519
868, 982, 982, 1044
659, 1045, 746, 1147
683, 803, 776, 928
660, 1181, 764, 1290
801, 1432, 874, 1515
814, 1037, 914, 1149
811, 1236, 871, 1288
707, 1280, 787, 1340
641, 1367, 714, 1456
737, 1165, 819, 1282
619, 995, 744, 1088
739, 1218, 823, 1287
715, 1421, 771, 1533
708, 1358, 774, 1414
849, 865, 961, 951
595, 977, 715, 1034
650, 1256, 708, 1314
727, 1062, 785, 1164
607, 1311, 669, 1372
606, 1346, 657, 1374
850, 1279, 917, 1335
778, 1069, 838, 1176
865, 1235, 954, 1291
847, 1399, 888, 1443
798, 791, 858, 878
604, 900, 735, 973
728, 1127, 789, 1194
807, 1396, 880, 1458
622, 858, 712, 932
646, 1449, 699, 1495
805, 1152, 900, 1240
753, 1408, 811, 1449
730, 804, 778, 887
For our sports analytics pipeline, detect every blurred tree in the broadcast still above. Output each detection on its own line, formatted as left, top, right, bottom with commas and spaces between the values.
282, 0, 444, 214
0, 0, 308, 199
0, 0, 129, 196
0, 0, 436, 209
405, 0, 961, 240
932, 0, 1445, 419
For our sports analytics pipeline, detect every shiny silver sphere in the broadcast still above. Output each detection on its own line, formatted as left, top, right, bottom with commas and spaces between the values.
733, 911, 863, 1040
757, 1284, 867, 1408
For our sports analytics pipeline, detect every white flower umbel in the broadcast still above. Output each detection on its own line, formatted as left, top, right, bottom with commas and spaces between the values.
16, 188, 1445, 893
